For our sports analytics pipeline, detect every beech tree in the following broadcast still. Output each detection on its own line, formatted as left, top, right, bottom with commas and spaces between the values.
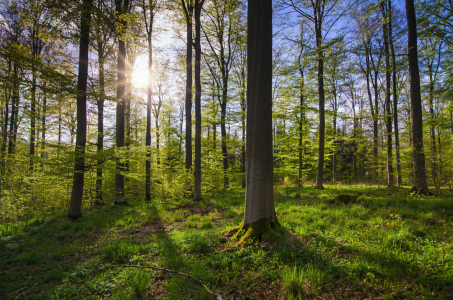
231, 0, 278, 245
405, 0, 429, 194
68, 0, 93, 219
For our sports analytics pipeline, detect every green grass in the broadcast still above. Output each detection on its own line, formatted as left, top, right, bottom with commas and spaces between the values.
0, 185, 452, 299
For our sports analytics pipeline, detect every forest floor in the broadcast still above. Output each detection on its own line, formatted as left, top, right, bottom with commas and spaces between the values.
1, 184, 452, 299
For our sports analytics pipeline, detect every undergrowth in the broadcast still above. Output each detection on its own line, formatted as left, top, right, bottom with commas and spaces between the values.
0, 185, 452, 299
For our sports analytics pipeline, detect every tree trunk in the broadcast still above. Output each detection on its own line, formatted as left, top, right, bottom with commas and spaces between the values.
405, 0, 428, 193
428, 65, 437, 183
221, 85, 229, 189
68, 0, 92, 219
96, 51, 105, 205
115, 0, 129, 204
194, 0, 204, 200
240, 67, 246, 188
41, 85, 47, 160
239, 0, 277, 244
315, 23, 325, 190
29, 65, 36, 174
182, 1, 193, 171
388, 0, 402, 185
146, 26, 153, 201
298, 63, 304, 187
381, 0, 394, 187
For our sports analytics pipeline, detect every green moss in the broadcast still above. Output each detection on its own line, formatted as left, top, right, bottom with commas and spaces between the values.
235, 218, 278, 246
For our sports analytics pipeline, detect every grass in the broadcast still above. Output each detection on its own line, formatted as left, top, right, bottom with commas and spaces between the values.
0, 184, 452, 299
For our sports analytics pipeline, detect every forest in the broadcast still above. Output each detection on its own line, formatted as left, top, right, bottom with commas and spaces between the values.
0, 0, 452, 299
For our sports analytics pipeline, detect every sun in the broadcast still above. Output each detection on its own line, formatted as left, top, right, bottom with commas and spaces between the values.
132, 55, 150, 89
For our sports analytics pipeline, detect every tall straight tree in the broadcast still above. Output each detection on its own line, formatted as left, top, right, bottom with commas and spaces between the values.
115, 0, 130, 204
405, 0, 429, 194
381, 0, 394, 187
93, 0, 114, 205
388, 0, 402, 185
68, 0, 92, 219
180, 0, 193, 172
140, 0, 158, 201
232, 0, 277, 245
194, 0, 205, 201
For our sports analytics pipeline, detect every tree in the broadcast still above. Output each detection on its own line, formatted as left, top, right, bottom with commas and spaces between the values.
193, 0, 205, 200
180, 0, 193, 174
380, 0, 394, 187
115, 0, 130, 205
68, 0, 92, 219
230, 0, 277, 245
405, 0, 429, 194
140, 0, 159, 201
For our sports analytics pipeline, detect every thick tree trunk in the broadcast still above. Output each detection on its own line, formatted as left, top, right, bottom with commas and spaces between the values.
68, 0, 92, 219
239, 0, 277, 244
194, 0, 203, 200
405, 0, 428, 193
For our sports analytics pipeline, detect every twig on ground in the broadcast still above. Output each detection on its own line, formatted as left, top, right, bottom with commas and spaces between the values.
364, 280, 417, 300
100, 264, 222, 300
14, 283, 37, 300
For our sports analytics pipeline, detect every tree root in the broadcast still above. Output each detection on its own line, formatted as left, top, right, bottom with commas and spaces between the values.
409, 186, 433, 196
226, 218, 279, 247
100, 264, 222, 300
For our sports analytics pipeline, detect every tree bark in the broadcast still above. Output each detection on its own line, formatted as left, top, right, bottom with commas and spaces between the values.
405, 0, 428, 193
96, 55, 105, 205
315, 20, 325, 190
240, 0, 277, 243
68, 0, 92, 219
194, 0, 204, 201
381, 0, 394, 187
115, 0, 129, 204
181, 0, 193, 171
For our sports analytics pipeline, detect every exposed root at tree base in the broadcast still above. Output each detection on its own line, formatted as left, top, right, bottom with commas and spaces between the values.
226, 218, 279, 247
409, 186, 433, 196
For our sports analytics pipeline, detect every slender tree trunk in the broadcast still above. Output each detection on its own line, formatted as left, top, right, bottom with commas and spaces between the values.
68, 0, 92, 219
41, 86, 47, 160
382, 0, 394, 187
221, 83, 229, 189
298, 62, 304, 186
428, 65, 437, 183
315, 23, 325, 190
8, 67, 18, 155
388, 0, 402, 185
115, 0, 129, 204
182, 1, 193, 171
240, 66, 247, 188
29, 66, 36, 174
96, 55, 105, 205
146, 27, 153, 201
241, 0, 277, 241
405, 0, 428, 193
194, 0, 204, 200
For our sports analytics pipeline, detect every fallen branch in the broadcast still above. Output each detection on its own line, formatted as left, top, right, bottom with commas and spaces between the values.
364, 280, 417, 300
14, 283, 37, 300
101, 264, 222, 300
